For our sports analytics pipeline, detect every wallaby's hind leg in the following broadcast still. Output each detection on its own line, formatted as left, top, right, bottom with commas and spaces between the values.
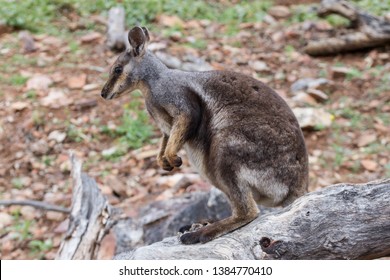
180, 182, 259, 244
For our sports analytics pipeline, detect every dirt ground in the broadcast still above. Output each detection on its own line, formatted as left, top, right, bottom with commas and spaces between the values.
0, 2, 389, 259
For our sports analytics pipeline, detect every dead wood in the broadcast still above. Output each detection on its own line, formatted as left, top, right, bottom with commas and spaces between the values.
106, 6, 129, 51
55, 153, 390, 260
115, 178, 390, 260
0, 199, 69, 213
304, 0, 390, 55
56, 153, 117, 260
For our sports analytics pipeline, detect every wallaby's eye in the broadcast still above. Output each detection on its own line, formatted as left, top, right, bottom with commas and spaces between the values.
114, 66, 122, 75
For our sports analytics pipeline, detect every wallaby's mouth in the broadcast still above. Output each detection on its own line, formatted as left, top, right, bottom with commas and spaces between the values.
101, 90, 119, 100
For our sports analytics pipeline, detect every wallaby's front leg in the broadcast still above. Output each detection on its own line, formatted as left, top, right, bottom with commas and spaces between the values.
157, 134, 173, 171
163, 115, 191, 169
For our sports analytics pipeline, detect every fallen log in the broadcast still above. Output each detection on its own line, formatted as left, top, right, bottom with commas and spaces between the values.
304, 0, 390, 55
56, 154, 390, 259
115, 178, 390, 260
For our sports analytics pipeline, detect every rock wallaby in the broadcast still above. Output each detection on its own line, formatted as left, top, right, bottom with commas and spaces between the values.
101, 26, 309, 244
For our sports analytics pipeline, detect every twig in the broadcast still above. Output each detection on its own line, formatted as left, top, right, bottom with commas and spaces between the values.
0, 199, 70, 213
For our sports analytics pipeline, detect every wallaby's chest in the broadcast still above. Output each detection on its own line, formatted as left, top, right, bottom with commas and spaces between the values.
145, 101, 172, 136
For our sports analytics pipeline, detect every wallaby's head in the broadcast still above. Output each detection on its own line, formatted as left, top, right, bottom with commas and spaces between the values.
101, 26, 150, 100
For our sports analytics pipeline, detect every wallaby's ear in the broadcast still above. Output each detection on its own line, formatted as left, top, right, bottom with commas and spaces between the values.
128, 26, 148, 57
141, 27, 150, 42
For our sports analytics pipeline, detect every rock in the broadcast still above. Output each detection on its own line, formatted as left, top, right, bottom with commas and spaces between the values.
41, 36, 62, 47
46, 211, 64, 222
291, 92, 318, 106
11, 101, 29, 111
102, 146, 119, 157
41, 88, 72, 108
0, 212, 13, 228
30, 139, 50, 156
114, 188, 231, 254
20, 206, 36, 220
357, 134, 377, 147
82, 83, 99, 91
26, 74, 53, 91
293, 108, 333, 129
80, 32, 102, 43
249, 61, 269, 72
155, 52, 182, 69
361, 159, 377, 171
307, 88, 329, 102
68, 74, 87, 89
331, 67, 352, 79
48, 130, 67, 143
290, 78, 330, 93
18, 31, 37, 53
268, 6, 291, 19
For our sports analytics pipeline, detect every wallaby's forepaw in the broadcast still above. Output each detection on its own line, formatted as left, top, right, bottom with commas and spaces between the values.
157, 156, 174, 171
165, 154, 182, 168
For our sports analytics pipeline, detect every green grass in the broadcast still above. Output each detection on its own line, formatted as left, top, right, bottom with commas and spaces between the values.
0, 0, 272, 34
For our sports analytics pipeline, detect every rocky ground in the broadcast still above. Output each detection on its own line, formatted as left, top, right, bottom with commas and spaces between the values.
0, 1, 389, 259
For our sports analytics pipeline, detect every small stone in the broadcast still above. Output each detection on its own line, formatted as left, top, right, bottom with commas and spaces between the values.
292, 92, 318, 106
290, 78, 330, 93
80, 32, 102, 43
268, 6, 291, 19
11, 101, 29, 111
82, 83, 99, 91
20, 206, 36, 220
331, 67, 352, 79
249, 61, 269, 72
31, 139, 50, 156
361, 159, 377, 172
68, 73, 87, 89
41, 36, 62, 47
293, 108, 333, 129
0, 213, 13, 228
307, 88, 328, 102
41, 88, 72, 108
26, 74, 53, 91
357, 134, 377, 147
18, 31, 37, 53
48, 130, 67, 143
46, 211, 64, 221
102, 146, 118, 157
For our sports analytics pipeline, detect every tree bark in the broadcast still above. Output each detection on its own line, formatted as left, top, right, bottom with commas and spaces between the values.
304, 0, 390, 55
115, 178, 390, 260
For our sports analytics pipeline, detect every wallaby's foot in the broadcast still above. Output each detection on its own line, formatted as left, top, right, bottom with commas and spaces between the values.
180, 230, 203, 244
179, 220, 214, 244
179, 220, 213, 233
180, 213, 258, 245
157, 156, 174, 171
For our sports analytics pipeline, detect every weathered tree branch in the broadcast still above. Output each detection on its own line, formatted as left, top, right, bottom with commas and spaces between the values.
0, 199, 69, 213
115, 178, 390, 260
305, 0, 390, 55
56, 153, 117, 260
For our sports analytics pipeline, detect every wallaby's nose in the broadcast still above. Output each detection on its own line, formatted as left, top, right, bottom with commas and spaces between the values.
101, 91, 108, 99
